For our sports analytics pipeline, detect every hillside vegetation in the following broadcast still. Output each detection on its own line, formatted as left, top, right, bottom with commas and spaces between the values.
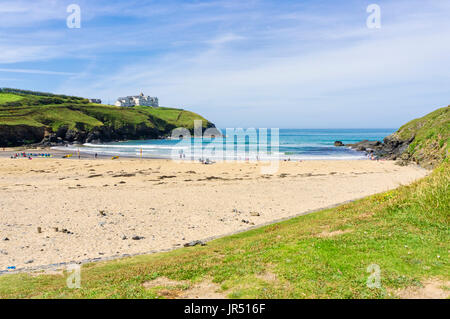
0, 88, 214, 146
392, 106, 449, 168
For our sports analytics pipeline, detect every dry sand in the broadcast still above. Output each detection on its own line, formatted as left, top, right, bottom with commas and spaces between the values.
0, 150, 428, 271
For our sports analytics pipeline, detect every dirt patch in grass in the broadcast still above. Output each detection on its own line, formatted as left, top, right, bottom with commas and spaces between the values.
142, 277, 187, 289
255, 271, 278, 283
179, 281, 226, 299
316, 229, 353, 238
356, 211, 376, 220
143, 277, 227, 299
395, 279, 450, 299
30, 268, 64, 277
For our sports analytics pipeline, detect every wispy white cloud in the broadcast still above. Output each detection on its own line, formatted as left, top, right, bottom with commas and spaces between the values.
0, 68, 76, 76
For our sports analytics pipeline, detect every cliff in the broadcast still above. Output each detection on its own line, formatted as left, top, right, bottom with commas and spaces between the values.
0, 88, 216, 147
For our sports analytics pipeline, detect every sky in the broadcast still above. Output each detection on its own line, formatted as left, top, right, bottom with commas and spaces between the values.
0, 0, 449, 128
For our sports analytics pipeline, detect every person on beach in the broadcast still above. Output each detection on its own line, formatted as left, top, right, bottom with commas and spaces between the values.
95, 153, 98, 159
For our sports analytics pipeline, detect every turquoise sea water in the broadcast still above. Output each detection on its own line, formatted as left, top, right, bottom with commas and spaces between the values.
55, 129, 395, 160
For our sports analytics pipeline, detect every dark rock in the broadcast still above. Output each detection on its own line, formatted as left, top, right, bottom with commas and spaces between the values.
25, 259, 34, 264
334, 141, 345, 147
184, 240, 206, 247
64, 129, 79, 142
347, 133, 416, 163
2, 237, 9, 241
0, 125, 45, 147
347, 140, 382, 152
132, 236, 144, 240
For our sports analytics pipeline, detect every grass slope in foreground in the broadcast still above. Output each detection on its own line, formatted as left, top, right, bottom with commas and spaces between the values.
0, 163, 448, 299
0, 88, 213, 146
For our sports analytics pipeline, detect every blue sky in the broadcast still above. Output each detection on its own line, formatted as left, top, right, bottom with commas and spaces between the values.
0, 0, 449, 128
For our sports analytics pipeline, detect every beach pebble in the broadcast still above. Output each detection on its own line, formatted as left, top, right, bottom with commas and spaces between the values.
122, 235, 127, 240
25, 259, 34, 264
241, 219, 250, 224
0, 250, 7, 255
2, 237, 9, 241
132, 236, 144, 240
250, 212, 260, 216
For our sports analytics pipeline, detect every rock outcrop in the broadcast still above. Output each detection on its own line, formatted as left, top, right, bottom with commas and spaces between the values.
0, 125, 45, 146
38, 124, 163, 147
347, 136, 414, 162
347, 106, 449, 168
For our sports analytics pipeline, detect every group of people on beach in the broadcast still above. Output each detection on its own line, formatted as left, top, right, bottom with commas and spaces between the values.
10, 152, 52, 160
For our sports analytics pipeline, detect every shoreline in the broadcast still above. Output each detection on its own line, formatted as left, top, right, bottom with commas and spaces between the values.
2, 144, 371, 162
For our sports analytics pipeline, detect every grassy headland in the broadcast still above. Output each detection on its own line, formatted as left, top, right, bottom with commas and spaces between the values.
361, 105, 449, 169
394, 106, 449, 168
0, 88, 214, 146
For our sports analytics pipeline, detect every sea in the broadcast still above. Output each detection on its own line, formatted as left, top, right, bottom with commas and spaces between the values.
54, 129, 394, 161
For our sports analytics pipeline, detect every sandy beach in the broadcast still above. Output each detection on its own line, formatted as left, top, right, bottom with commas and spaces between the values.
0, 150, 428, 272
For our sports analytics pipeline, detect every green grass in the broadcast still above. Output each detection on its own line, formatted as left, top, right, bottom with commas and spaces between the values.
134, 106, 212, 130
1, 163, 448, 299
0, 93, 24, 104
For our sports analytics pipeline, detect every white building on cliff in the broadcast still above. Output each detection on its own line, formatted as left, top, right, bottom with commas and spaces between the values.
115, 93, 159, 107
